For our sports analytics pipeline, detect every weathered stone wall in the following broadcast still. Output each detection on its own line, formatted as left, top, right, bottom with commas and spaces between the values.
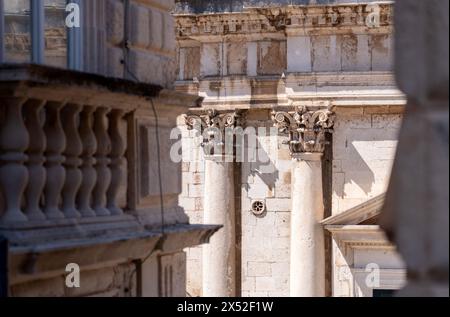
240, 112, 291, 297
10, 251, 187, 297
177, 33, 392, 80
180, 108, 402, 297
179, 119, 206, 296
179, 112, 292, 297
176, 2, 405, 297
11, 262, 138, 297
332, 106, 403, 215
175, 3, 394, 80
107, 0, 177, 87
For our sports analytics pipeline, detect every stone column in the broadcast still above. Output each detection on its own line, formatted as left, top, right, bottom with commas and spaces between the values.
203, 155, 236, 297
186, 110, 240, 297
273, 107, 334, 297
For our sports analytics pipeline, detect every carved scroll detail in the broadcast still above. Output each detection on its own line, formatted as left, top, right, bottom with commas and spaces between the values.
272, 107, 335, 155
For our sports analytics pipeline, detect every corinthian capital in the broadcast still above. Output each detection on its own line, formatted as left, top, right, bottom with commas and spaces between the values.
185, 110, 242, 157
185, 109, 239, 132
272, 107, 335, 155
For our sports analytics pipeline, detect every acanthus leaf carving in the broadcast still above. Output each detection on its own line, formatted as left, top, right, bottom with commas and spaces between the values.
185, 110, 242, 157
272, 107, 335, 155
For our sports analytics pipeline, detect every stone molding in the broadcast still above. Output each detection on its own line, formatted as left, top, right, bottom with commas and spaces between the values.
175, 3, 393, 38
272, 106, 335, 155
175, 72, 406, 109
321, 193, 386, 226
326, 225, 395, 254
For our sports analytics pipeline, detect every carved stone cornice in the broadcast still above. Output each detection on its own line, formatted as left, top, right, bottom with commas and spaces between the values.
272, 107, 334, 155
185, 110, 243, 157
175, 3, 393, 38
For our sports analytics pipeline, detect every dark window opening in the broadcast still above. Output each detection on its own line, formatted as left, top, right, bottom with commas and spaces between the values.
373, 289, 396, 297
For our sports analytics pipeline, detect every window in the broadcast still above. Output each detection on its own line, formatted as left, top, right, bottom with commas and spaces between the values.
373, 289, 397, 297
0, 0, 83, 70
353, 268, 406, 297
2, 0, 31, 63
44, 0, 67, 68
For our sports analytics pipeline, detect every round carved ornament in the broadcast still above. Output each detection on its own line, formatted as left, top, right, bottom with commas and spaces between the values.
251, 200, 266, 216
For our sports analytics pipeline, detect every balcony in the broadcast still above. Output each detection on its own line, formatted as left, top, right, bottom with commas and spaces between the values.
0, 64, 218, 291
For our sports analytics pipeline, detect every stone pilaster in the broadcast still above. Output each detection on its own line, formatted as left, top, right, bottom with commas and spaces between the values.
185, 110, 241, 297
273, 107, 334, 297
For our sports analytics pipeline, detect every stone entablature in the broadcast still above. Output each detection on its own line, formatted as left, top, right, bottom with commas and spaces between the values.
175, 3, 398, 96
176, 72, 405, 109
175, 3, 393, 38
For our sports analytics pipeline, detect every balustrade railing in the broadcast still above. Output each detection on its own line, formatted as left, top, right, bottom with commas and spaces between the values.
0, 97, 128, 225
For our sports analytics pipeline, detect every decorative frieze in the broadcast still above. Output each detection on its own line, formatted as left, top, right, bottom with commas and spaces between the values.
175, 4, 393, 38
272, 107, 335, 155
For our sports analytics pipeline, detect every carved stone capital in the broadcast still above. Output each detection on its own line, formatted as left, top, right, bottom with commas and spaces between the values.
185, 110, 243, 157
272, 107, 335, 155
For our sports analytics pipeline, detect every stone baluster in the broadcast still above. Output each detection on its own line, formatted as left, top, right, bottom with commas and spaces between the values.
106, 109, 125, 216
273, 107, 334, 297
43, 102, 67, 220
0, 98, 29, 224
77, 106, 97, 218
23, 99, 47, 221
61, 104, 83, 219
92, 107, 112, 216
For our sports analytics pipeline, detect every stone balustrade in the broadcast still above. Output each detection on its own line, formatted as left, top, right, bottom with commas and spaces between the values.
0, 64, 199, 233
0, 97, 127, 225
0, 65, 222, 295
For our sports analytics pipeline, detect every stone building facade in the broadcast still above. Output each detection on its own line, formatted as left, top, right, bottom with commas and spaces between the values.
0, 0, 218, 297
175, 0, 409, 297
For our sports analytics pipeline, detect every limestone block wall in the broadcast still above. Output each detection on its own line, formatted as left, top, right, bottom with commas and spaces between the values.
105, 0, 177, 87
178, 121, 206, 296
179, 107, 403, 297
288, 33, 393, 73
176, 1, 402, 298
240, 113, 291, 297
179, 110, 292, 297
178, 33, 392, 81
332, 106, 403, 215
10, 250, 187, 297
11, 262, 138, 297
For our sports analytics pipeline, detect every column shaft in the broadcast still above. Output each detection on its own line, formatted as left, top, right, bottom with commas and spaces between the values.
291, 153, 325, 297
202, 158, 236, 297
